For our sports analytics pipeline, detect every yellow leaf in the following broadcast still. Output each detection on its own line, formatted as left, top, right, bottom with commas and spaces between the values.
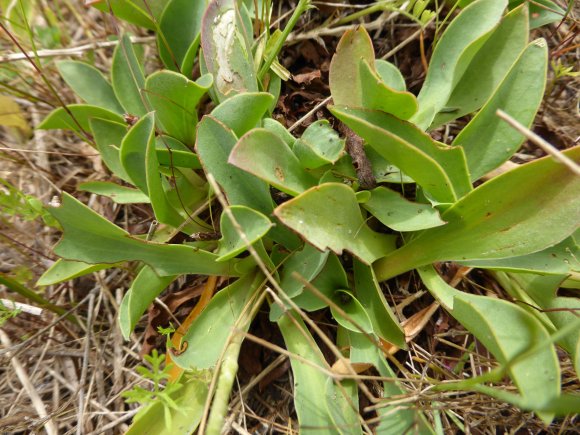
0, 95, 31, 136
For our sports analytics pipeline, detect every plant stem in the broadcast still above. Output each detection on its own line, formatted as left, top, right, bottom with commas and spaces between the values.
0, 273, 76, 322
257, 0, 311, 81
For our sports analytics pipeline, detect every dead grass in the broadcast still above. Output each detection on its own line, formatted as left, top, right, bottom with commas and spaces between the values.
0, 1, 579, 433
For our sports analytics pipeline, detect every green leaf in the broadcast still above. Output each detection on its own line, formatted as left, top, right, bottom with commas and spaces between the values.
274, 183, 397, 265
201, 0, 258, 101
329, 27, 418, 119
329, 26, 375, 107
279, 244, 329, 299
330, 106, 471, 203
37, 104, 124, 133
459, 236, 579, 275
89, 0, 168, 29
112, 33, 147, 116
495, 272, 580, 378
125, 375, 208, 435
330, 290, 373, 333
119, 265, 177, 339
37, 259, 115, 286
196, 116, 272, 213
48, 193, 239, 277
432, 5, 528, 127
228, 128, 318, 196
157, 0, 205, 71
452, 39, 547, 180
56, 60, 124, 113
120, 113, 153, 194
89, 118, 131, 182
411, 0, 507, 129
292, 253, 349, 312
419, 266, 560, 411
155, 136, 201, 169
375, 147, 580, 281
353, 260, 405, 348
263, 118, 296, 147
348, 331, 435, 434
172, 271, 262, 369
278, 311, 351, 433
324, 377, 362, 435
362, 186, 446, 232
145, 71, 212, 145
142, 113, 195, 228
78, 181, 149, 204
293, 120, 345, 169
210, 92, 274, 138
374, 59, 407, 92
216, 206, 273, 261
358, 59, 418, 120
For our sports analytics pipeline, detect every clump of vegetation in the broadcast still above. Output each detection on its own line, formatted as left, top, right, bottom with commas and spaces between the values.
2, 0, 578, 433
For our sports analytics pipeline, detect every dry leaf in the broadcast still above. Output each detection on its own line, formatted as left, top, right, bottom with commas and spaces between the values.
331, 358, 373, 375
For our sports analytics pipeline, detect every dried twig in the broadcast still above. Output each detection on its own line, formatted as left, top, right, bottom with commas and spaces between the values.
496, 109, 580, 176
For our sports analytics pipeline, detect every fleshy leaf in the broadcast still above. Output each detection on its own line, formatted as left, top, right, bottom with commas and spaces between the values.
419, 266, 560, 413
112, 33, 147, 116
374, 59, 407, 91
293, 120, 345, 169
157, 0, 205, 71
172, 272, 262, 369
432, 5, 528, 127
375, 147, 580, 281
216, 206, 273, 261
228, 128, 318, 196
89, 118, 131, 182
459, 237, 579, 275
330, 106, 471, 203
78, 181, 150, 204
119, 265, 177, 339
37, 259, 115, 286
145, 71, 212, 145
274, 183, 397, 265
201, 0, 258, 101
48, 193, 239, 277
362, 186, 446, 232
278, 311, 353, 432
37, 104, 124, 133
292, 253, 349, 312
353, 260, 405, 348
210, 92, 274, 138
348, 332, 434, 434
411, 0, 507, 129
195, 116, 272, 213
329, 26, 375, 107
358, 58, 418, 120
330, 290, 373, 333
56, 60, 123, 113
452, 39, 547, 180
329, 27, 418, 119
120, 113, 153, 194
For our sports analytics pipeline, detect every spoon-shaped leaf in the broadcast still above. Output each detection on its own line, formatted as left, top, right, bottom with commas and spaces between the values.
112, 33, 147, 116
330, 106, 471, 203
56, 60, 124, 113
229, 128, 318, 196
452, 40, 547, 181
145, 71, 212, 145
274, 183, 397, 265
48, 193, 239, 277
216, 206, 273, 261
411, 0, 507, 129
361, 186, 446, 232
419, 266, 560, 413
